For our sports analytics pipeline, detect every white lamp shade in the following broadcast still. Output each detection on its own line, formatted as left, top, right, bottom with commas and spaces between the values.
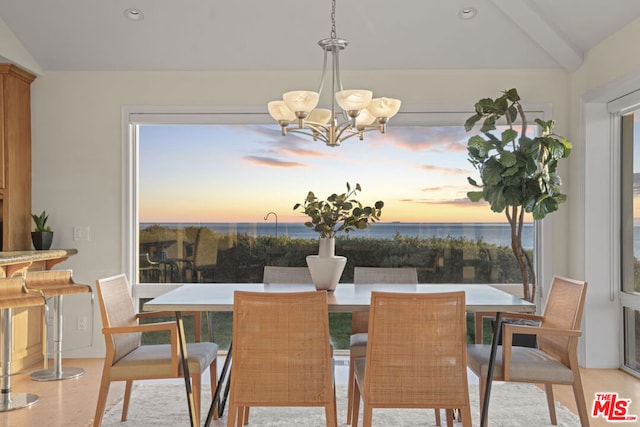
268, 101, 296, 121
307, 108, 332, 125
283, 91, 320, 113
335, 90, 373, 111
368, 97, 402, 118
355, 109, 376, 127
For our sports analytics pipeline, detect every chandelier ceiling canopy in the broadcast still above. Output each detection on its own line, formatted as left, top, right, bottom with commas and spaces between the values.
267, 0, 401, 147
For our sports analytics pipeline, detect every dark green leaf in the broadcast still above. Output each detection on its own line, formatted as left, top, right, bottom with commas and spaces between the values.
464, 114, 483, 132
467, 191, 484, 202
502, 129, 518, 144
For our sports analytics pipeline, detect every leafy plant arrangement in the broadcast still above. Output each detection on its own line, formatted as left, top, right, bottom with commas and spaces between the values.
31, 211, 52, 232
294, 182, 384, 239
465, 88, 572, 302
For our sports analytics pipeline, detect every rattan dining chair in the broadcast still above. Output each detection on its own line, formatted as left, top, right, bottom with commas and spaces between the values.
233, 265, 321, 424
226, 290, 337, 427
262, 266, 314, 284
466, 276, 589, 426
347, 267, 419, 425
352, 291, 472, 427
94, 274, 218, 427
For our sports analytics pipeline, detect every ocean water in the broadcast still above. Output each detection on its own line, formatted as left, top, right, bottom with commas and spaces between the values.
142, 222, 535, 250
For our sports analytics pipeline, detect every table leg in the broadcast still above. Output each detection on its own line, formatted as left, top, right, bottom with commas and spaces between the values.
205, 341, 232, 426
176, 311, 197, 427
480, 312, 502, 427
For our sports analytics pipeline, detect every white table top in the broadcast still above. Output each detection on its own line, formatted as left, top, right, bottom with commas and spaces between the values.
143, 283, 536, 313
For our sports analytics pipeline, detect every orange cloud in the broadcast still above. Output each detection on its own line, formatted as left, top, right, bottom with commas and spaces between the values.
419, 165, 469, 175
281, 147, 330, 157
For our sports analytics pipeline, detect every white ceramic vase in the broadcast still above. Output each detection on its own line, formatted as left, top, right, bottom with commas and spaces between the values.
306, 237, 346, 292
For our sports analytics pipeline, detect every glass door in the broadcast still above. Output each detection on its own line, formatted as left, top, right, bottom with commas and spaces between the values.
621, 111, 640, 375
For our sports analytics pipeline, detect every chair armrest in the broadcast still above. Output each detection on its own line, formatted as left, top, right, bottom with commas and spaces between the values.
136, 311, 202, 342
502, 325, 581, 380
474, 311, 543, 343
103, 321, 178, 335
103, 322, 179, 370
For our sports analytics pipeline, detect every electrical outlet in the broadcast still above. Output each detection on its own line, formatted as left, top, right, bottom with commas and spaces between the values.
77, 316, 88, 330
73, 226, 90, 241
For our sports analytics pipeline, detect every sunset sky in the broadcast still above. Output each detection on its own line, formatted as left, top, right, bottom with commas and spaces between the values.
137, 122, 581, 224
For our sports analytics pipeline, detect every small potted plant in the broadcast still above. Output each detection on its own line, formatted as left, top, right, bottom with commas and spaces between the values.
31, 210, 54, 250
294, 182, 384, 290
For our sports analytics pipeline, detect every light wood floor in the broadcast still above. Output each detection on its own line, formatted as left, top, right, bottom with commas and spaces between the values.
0, 358, 638, 426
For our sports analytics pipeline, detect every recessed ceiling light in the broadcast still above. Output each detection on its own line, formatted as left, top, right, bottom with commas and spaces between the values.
458, 7, 477, 20
124, 8, 144, 21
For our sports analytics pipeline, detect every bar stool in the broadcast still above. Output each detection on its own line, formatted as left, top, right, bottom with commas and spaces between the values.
0, 276, 46, 411
24, 270, 92, 381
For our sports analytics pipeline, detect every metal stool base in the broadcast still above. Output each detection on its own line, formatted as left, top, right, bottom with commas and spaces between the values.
0, 393, 39, 411
30, 367, 84, 381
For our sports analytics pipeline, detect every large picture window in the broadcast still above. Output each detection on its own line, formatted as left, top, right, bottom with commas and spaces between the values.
125, 107, 546, 349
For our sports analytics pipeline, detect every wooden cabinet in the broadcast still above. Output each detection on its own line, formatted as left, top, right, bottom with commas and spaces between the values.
0, 64, 35, 251
0, 64, 39, 372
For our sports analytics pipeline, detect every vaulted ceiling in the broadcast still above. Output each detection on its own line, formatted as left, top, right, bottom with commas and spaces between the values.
1, 0, 640, 73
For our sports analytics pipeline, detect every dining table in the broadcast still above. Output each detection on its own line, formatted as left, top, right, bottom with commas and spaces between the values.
143, 282, 536, 427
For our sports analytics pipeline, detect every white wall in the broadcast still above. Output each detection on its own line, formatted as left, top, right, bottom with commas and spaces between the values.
568, 16, 640, 367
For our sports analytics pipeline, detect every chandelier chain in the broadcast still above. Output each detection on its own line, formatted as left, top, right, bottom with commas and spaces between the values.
330, 0, 337, 39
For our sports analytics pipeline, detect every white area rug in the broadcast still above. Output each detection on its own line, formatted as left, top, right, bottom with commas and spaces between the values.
97, 382, 580, 426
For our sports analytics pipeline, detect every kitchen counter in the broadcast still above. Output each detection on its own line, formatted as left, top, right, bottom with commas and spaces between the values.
0, 249, 78, 277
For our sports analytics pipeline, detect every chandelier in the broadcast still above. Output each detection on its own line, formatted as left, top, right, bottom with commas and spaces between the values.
267, 0, 401, 147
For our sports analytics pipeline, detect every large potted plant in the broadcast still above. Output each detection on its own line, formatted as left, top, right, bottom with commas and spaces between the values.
31, 210, 54, 250
294, 182, 384, 291
465, 88, 571, 303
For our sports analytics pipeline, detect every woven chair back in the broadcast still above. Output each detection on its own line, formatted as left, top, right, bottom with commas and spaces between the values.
364, 291, 470, 408
96, 274, 141, 363
353, 267, 418, 284
538, 276, 588, 367
230, 290, 334, 406
352, 267, 418, 334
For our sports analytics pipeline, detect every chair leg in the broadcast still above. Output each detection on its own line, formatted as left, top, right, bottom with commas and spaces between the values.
192, 374, 201, 427
544, 383, 557, 425
325, 399, 338, 427
209, 359, 218, 420
121, 380, 133, 421
571, 372, 591, 427
238, 406, 249, 426
435, 408, 441, 426
460, 404, 473, 427
346, 354, 355, 424
352, 381, 362, 427
93, 365, 112, 427
478, 376, 487, 424
446, 409, 454, 427
333, 384, 338, 426
226, 404, 237, 427
362, 403, 373, 427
